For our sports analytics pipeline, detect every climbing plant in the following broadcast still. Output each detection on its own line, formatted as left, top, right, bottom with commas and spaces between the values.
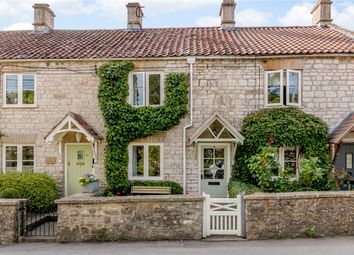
233, 107, 331, 185
98, 62, 188, 193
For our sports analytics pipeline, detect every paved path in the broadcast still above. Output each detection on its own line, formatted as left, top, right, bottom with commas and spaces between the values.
1, 237, 354, 255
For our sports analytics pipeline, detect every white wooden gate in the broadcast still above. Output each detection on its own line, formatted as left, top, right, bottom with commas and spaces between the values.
203, 193, 245, 237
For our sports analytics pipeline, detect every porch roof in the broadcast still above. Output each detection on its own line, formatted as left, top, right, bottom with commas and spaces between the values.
329, 112, 354, 144
44, 112, 103, 143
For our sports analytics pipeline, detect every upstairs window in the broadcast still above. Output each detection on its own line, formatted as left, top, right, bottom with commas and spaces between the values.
4, 74, 36, 106
265, 70, 301, 107
129, 72, 164, 106
3, 145, 35, 173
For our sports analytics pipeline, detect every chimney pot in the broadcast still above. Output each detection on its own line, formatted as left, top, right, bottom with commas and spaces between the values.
311, 0, 333, 27
219, 0, 236, 29
33, 3, 55, 32
127, 2, 144, 30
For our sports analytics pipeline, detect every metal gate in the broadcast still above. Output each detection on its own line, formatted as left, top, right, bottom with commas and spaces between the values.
203, 193, 245, 237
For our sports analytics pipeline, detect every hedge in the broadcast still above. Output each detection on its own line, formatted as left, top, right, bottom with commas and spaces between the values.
228, 180, 261, 197
131, 180, 183, 194
0, 172, 58, 213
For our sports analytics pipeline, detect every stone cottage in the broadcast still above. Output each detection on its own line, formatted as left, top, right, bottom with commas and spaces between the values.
0, 0, 353, 197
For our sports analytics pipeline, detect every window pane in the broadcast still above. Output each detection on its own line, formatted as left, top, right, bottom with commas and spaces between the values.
23, 75, 35, 104
23, 146, 34, 161
284, 147, 296, 161
6, 146, 17, 161
288, 72, 299, 104
23, 161, 34, 172
132, 146, 144, 176
6, 75, 18, 104
133, 73, 144, 106
148, 74, 161, 105
6, 161, 17, 172
267, 72, 281, 104
148, 146, 160, 177
346, 153, 353, 169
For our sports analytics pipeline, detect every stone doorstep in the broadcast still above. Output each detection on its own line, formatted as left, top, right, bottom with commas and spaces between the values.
202, 236, 247, 242
21, 236, 57, 242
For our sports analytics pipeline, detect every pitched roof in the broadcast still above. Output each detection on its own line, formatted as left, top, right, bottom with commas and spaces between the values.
0, 26, 353, 60
329, 112, 354, 144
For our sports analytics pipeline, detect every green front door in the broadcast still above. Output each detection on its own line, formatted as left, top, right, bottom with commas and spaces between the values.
67, 144, 93, 196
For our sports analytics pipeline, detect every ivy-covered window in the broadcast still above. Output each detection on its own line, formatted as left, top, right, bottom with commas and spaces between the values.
3, 144, 35, 173
129, 72, 164, 106
4, 74, 36, 106
265, 70, 301, 107
129, 143, 163, 180
279, 146, 300, 178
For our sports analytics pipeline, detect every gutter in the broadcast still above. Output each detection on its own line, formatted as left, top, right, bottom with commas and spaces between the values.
183, 56, 196, 195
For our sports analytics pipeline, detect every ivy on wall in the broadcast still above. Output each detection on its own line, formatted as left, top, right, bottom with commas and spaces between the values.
98, 62, 189, 193
233, 107, 330, 184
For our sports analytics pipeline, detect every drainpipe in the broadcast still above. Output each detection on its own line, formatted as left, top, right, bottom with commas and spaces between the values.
183, 56, 196, 195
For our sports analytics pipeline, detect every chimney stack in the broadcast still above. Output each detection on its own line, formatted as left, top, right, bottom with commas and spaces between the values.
33, 3, 55, 32
311, 0, 333, 27
127, 2, 144, 30
220, 0, 236, 29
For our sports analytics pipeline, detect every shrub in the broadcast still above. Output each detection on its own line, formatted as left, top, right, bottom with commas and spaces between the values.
130, 180, 183, 194
228, 180, 261, 197
0, 172, 58, 213
0, 187, 20, 198
234, 107, 330, 184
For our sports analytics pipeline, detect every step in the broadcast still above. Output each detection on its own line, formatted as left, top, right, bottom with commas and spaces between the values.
203, 235, 247, 242
21, 236, 57, 242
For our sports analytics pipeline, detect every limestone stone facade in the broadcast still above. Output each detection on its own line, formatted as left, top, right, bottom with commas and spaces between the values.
0, 56, 353, 196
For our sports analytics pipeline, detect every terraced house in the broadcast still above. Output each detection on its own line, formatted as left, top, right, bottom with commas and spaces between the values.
0, 0, 353, 198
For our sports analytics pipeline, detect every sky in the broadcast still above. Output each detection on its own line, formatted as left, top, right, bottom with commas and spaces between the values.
0, 0, 354, 31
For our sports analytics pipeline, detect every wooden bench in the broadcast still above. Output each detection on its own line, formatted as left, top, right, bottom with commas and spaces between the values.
131, 186, 171, 195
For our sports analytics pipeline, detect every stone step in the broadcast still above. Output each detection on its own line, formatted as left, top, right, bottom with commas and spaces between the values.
21, 236, 57, 242
203, 235, 247, 242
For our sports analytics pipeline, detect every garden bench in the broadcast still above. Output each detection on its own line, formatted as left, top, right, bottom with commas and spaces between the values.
131, 186, 171, 195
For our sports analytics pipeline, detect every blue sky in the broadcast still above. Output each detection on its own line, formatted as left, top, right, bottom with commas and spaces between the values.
1, 0, 353, 30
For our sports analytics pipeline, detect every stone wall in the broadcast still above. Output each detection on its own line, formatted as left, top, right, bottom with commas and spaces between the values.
0, 199, 26, 244
56, 194, 204, 242
245, 191, 354, 240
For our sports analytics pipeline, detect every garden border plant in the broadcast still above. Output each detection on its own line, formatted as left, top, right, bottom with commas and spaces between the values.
98, 62, 188, 194
233, 107, 332, 191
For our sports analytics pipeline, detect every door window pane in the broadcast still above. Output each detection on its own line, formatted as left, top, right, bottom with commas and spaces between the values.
202, 147, 225, 180
6, 75, 18, 104
346, 153, 353, 169
132, 146, 144, 176
267, 72, 281, 104
148, 146, 160, 177
148, 74, 161, 105
288, 72, 299, 104
133, 73, 144, 106
23, 75, 35, 104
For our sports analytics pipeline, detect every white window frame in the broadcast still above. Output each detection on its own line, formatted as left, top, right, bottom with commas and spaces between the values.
129, 72, 164, 106
3, 73, 37, 108
286, 69, 302, 107
279, 146, 300, 179
2, 144, 35, 173
128, 143, 164, 181
265, 70, 283, 107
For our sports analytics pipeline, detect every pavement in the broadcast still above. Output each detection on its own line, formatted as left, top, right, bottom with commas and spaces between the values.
1, 237, 354, 255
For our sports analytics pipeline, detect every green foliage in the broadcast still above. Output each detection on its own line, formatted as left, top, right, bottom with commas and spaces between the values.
131, 180, 183, 194
0, 173, 58, 213
228, 180, 261, 197
298, 158, 331, 191
0, 187, 20, 198
234, 107, 330, 184
306, 226, 316, 238
95, 228, 109, 241
98, 62, 188, 194
248, 146, 295, 192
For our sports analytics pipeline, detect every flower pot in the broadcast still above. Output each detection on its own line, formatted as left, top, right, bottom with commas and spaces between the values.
82, 181, 99, 193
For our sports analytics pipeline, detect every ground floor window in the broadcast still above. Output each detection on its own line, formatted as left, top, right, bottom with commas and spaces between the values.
279, 146, 300, 178
3, 144, 35, 173
129, 143, 163, 180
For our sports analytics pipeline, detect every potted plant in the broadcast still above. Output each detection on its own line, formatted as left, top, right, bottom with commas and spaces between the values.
79, 173, 99, 193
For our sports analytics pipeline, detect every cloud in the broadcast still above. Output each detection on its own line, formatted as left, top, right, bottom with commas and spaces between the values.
278, 3, 312, 26
196, 16, 220, 27
237, 9, 272, 27
3, 22, 33, 31
333, 2, 354, 30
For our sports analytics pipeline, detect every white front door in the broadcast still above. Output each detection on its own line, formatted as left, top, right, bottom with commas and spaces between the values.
200, 144, 229, 198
